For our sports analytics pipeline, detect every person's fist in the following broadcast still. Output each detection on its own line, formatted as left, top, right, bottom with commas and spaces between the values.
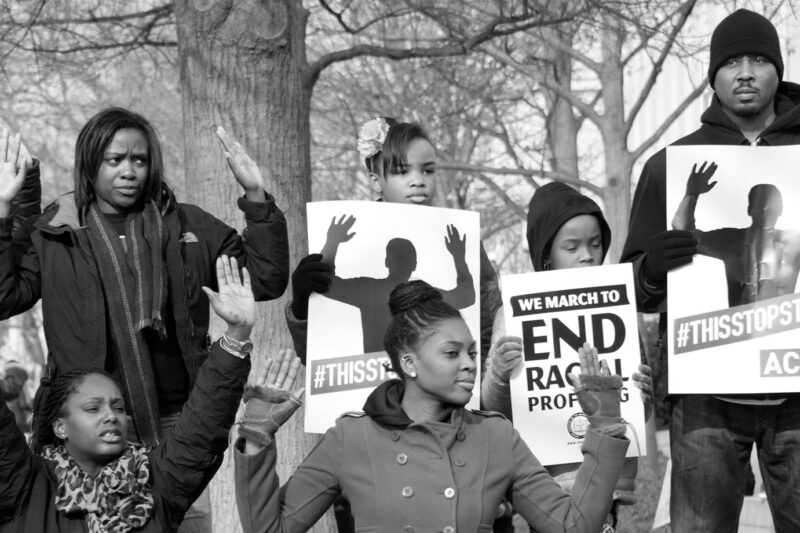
290, 253, 333, 320
643, 230, 696, 286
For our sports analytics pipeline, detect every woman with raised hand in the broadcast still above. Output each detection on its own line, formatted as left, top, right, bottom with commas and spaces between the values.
235, 279, 629, 533
0, 255, 255, 532
0, 109, 288, 446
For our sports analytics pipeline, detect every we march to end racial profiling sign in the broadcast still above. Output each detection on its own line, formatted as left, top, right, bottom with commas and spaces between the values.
304, 201, 482, 433
667, 146, 800, 394
504, 264, 646, 466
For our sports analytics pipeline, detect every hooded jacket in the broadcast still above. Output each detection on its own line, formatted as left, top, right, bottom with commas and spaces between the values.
527, 182, 611, 271
235, 380, 628, 533
621, 81, 800, 312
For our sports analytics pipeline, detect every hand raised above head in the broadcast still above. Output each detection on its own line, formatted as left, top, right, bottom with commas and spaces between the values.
240, 349, 305, 449
202, 255, 256, 339
567, 342, 623, 424
214, 125, 266, 199
0, 129, 28, 211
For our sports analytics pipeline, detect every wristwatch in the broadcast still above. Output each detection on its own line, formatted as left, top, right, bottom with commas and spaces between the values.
220, 334, 253, 358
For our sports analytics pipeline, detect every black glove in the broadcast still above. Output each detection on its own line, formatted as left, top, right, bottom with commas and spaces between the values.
642, 230, 696, 286
290, 253, 332, 320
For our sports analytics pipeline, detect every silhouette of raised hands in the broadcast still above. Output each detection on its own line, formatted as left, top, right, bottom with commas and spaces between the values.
326, 214, 357, 245
444, 224, 466, 259
685, 161, 718, 197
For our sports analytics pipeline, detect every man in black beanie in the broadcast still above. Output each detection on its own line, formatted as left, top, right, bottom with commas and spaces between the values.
621, 8, 800, 532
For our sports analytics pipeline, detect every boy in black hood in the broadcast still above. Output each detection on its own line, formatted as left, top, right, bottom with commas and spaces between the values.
483, 182, 651, 531
527, 182, 611, 271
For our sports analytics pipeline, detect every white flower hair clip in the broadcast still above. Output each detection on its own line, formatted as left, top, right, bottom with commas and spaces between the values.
357, 117, 390, 160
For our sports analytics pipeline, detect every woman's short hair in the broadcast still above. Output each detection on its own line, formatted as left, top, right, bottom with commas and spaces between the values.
364, 117, 433, 178
29, 369, 118, 454
74, 107, 166, 213
383, 280, 461, 377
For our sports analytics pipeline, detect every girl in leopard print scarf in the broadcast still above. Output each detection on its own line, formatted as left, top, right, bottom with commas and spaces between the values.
41, 442, 153, 532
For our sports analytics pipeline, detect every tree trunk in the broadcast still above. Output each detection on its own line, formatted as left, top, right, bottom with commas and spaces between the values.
598, 15, 632, 263
541, 26, 579, 182
174, 0, 333, 530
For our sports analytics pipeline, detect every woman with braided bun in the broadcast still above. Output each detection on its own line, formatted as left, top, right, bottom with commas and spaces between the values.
0, 256, 255, 533
234, 279, 630, 533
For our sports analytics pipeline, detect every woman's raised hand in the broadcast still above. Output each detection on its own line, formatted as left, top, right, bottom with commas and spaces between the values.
240, 349, 305, 451
214, 125, 266, 201
0, 129, 28, 216
202, 255, 256, 341
567, 342, 624, 432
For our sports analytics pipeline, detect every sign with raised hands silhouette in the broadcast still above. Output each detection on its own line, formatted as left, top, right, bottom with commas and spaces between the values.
666, 145, 800, 394
304, 201, 481, 432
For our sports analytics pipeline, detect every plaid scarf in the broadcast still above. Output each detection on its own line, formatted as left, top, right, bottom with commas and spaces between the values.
86, 201, 167, 445
42, 443, 153, 532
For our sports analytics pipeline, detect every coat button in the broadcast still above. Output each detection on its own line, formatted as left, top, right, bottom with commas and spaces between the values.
443, 526, 456, 533
396, 453, 408, 465
443, 487, 455, 499
456, 431, 466, 442
401, 486, 414, 498
403, 527, 415, 533
454, 457, 465, 467
391, 431, 400, 441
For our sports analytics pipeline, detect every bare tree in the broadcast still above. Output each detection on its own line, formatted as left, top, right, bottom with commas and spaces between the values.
1, 1, 595, 530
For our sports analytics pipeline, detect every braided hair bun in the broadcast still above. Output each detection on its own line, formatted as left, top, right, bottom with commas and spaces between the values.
383, 280, 462, 377
388, 280, 443, 316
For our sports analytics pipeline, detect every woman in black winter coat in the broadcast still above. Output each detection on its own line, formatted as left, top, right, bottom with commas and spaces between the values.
0, 109, 288, 445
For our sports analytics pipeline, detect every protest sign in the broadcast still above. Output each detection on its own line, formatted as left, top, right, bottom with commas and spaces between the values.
504, 263, 645, 465
305, 201, 481, 433
667, 146, 800, 394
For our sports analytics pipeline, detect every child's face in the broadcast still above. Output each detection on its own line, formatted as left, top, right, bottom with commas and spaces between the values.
375, 138, 436, 205
548, 214, 604, 270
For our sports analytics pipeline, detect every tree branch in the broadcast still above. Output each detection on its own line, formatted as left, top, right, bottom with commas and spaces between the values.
473, 173, 527, 220
631, 80, 707, 161
440, 160, 604, 196
305, 7, 587, 89
21, 4, 173, 26
480, 46, 604, 125
624, 0, 697, 137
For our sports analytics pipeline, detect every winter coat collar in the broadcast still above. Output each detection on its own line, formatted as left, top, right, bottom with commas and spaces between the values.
363, 379, 466, 428
699, 81, 800, 143
363, 380, 413, 427
36, 187, 177, 235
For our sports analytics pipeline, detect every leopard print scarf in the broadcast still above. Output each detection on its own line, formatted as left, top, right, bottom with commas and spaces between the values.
42, 443, 154, 532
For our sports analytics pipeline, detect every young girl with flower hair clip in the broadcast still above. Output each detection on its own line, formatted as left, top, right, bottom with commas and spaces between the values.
288, 116, 501, 365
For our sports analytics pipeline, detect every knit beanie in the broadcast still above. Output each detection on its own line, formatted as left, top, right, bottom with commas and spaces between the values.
708, 9, 783, 88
